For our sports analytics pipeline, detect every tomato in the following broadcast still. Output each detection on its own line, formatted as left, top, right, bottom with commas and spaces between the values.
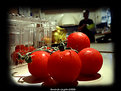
24, 47, 29, 53
47, 50, 82, 83
11, 50, 25, 65
42, 77, 57, 87
67, 32, 90, 52
78, 48, 103, 75
27, 46, 35, 52
15, 45, 25, 51
28, 51, 50, 79
47, 47, 51, 50
44, 47, 53, 52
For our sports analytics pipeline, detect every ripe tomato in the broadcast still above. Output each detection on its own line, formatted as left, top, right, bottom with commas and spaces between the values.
27, 46, 36, 52
47, 50, 82, 83
28, 51, 50, 79
43, 47, 53, 51
67, 32, 90, 52
15, 45, 25, 51
11, 50, 25, 65
42, 77, 57, 87
78, 48, 103, 75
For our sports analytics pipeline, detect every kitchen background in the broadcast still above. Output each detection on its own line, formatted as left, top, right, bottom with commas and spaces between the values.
8, 7, 111, 38
8, 7, 112, 65
9, 7, 111, 28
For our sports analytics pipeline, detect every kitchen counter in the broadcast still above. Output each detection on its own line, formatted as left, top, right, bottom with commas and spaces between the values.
10, 42, 114, 87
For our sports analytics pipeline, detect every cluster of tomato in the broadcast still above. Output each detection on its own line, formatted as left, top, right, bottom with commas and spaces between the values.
18, 32, 103, 87
11, 45, 35, 65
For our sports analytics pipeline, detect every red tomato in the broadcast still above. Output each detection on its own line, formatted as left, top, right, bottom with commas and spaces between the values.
15, 45, 25, 51
42, 77, 57, 87
25, 46, 35, 52
47, 50, 82, 83
28, 46, 35, 52
78, 48, 103, 75
24, 47, 29, 53
28, 51, 50, 79
11, 50, 25, 65
47, 47, 51, 49
67, 32, 90, 52
44, 47, 53, 52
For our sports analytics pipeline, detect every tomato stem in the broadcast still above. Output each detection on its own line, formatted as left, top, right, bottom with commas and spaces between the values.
17, 52, 32, 63
17, 52, 24, 60
58, 40, 65, 51
24, 55, 32, 63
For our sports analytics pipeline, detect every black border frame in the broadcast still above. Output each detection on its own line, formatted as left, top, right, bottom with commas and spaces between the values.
1, 0, 121, 90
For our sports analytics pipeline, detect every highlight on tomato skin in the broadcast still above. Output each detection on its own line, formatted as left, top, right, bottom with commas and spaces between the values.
78, 48, 103, 75
67, 32, 90, 52
28, 51, 50, 79
47, 49, 82, 84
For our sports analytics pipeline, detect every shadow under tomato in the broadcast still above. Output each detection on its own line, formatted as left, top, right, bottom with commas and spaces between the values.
55, 81, 78, 88
22, 75, 48, 84
42, 77, 78, 88
77, 73, 101, 81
